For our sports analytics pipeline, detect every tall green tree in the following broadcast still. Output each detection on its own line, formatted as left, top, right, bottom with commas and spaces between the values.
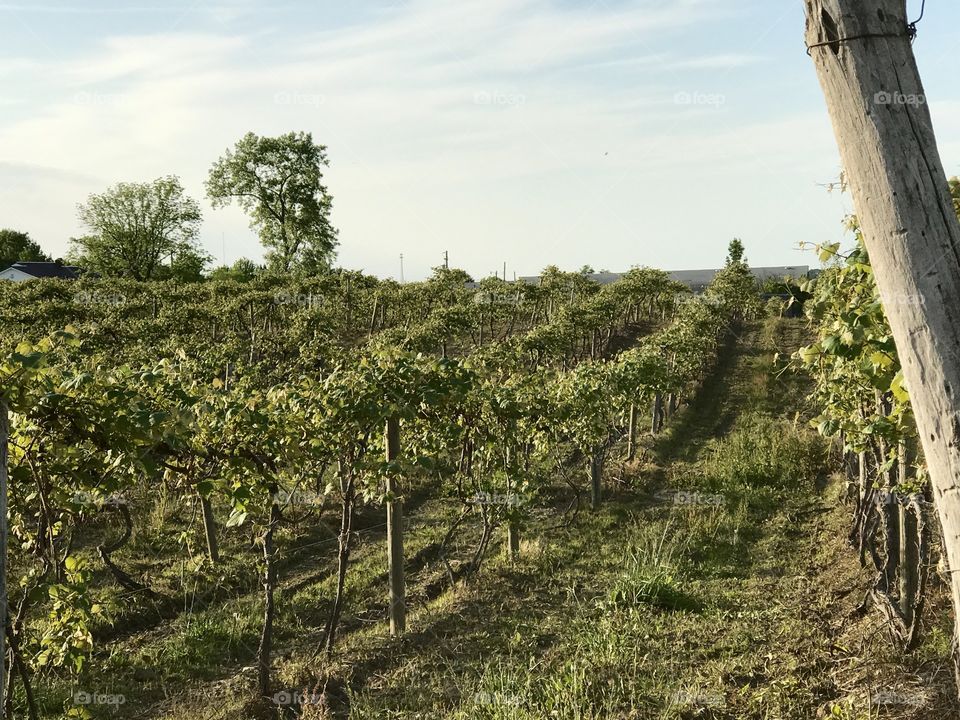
205, 131, 339, 273
73, 176, 203, 280
0, 229, 50, 269
725, 238, 745, 266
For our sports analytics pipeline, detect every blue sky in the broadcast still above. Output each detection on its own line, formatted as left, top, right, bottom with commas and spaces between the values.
0, 0, 956, 280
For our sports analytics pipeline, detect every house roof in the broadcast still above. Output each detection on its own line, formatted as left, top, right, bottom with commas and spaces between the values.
6, 262, 81, 279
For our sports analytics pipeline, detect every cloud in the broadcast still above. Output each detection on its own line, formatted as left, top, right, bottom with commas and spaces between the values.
0, 0, 856, 277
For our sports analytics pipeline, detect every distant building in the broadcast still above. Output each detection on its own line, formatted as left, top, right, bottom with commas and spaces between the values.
517, 265, 811, 292
667, 265, 810, 292
0, 261, 82, 282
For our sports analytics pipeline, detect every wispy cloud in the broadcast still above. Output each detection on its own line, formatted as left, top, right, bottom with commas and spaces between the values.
0, 0, 893, 276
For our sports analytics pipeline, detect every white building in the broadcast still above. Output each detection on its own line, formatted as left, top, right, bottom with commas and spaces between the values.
0, 262, 81, 282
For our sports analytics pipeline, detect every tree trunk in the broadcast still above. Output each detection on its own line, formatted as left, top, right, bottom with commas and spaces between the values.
805, 0, 960, 683
385, 418, 405, 636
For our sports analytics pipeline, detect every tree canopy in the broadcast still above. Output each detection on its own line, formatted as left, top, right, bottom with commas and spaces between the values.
0, 229, 51, 269
725, 238, 745, 266
73, 176, 204, 281
206, 131, 339, 274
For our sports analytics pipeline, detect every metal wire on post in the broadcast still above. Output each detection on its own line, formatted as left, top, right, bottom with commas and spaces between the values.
805, 0, 926, 55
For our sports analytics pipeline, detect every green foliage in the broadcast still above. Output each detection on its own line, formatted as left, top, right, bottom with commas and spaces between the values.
206, 131, 338, 273
0, 228, 51, 268
700, 412, 827, 491
0, 238, 762, 715
604, 525, 698, 612
726, 237, 745, 265
795, 223, 916, 465
73, 176, 203, 280
207, 257, 260, 282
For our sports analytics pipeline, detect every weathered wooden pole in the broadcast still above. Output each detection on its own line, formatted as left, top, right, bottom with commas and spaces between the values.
505, 446, 520, 560
0, 401, 8, 717
199, 493, 220, 564
651, 393, 663, 435
898, 440, 919, 626
805, 0, 960, 678
589, 451, 603, 510
385, 418, 406, 635
626, 403, 638, 461
256, 500, 279, 700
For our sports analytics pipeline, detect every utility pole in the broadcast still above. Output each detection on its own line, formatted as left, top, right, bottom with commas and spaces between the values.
503, 262, 507, 281
399, 254, 405, 284
805, 0, 960, 684
0, 401, 7, 717
443, 251, 449, 270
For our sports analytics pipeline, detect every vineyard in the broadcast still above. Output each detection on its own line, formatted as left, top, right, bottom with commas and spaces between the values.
1, 240, 959, 719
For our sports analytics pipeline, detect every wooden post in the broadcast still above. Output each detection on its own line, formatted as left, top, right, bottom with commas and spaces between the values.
589, 450, 602, 510
651, 393, 663, 435
257, 500, 279, 700
199, 493, 220, 564
507, 523, 520, 559
805, 0, 960, 676
0, 401, 8, 717
626, 403, 638, 461
898, 440, 919, 626
506, 446, 519, 560
385, 418, 405, 635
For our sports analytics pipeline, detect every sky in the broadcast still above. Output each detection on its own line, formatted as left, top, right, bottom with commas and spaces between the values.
0, 0, 957, 281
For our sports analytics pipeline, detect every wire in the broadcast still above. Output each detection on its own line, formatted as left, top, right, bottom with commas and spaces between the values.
911, 0, 927, 27
805, 1, 926, 55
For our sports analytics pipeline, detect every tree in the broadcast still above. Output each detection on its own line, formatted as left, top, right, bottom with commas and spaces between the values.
163, 247, 212, 282
73, 176, 203, 281
208, 258, 259, 282
0, 229, 50, 269
805, 0, 960, 684
206, 132, 339, 273
725, 238, 745, 266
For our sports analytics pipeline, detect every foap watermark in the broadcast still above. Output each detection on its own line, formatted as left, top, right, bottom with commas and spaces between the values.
474, 90, 526, 107
272, 291, 325, 308
75, 290, 125, 307
73, 91, 133, 107
873, 90, 925, 107
880, 292, 924, 307
72, 491, 127, 508
470, 492, 523, 507
473, 691, 521, 707
869, 689, 925, 708
674, 292, 724, 308
273, 690, 324, 707
74, 691, 126, 707
655, 489, 724, 507
473, 291, 521, 306
272, 489, 324, 507
669, 690, 724, 708
674, 91, 725, 108
274, 91, 325, 108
